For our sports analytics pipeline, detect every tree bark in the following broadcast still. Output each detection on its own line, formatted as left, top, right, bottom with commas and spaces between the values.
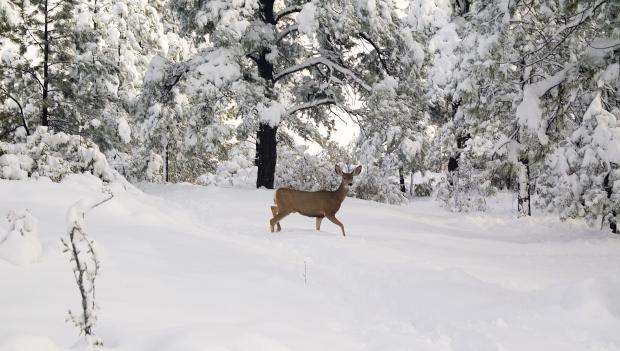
603, 171, 618, 234
399, 167, 406, 193
256, 123, 278, 188
254, 0, 278, 189
41, 0, 49, 127
454, 0, 470, 15
165, 143, 169, 183
517, 157, 531, 216
448, 133, 470, 184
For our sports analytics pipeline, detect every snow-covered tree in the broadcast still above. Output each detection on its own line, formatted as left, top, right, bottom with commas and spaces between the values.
160, 0, 412, 188
537, 95, 619, 232
0, 0, 80, 131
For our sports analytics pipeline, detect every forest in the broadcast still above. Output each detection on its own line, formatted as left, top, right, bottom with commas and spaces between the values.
1, 0, 619, 230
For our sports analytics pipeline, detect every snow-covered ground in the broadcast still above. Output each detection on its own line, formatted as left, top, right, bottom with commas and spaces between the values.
1, 175, 619, 351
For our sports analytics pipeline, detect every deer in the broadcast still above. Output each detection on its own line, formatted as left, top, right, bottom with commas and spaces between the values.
269, 164, 362, 236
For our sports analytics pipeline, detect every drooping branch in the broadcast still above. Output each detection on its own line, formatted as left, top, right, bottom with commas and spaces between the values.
359, 32, 391, 75
277, 24, 299, 43
64, 192, 113, 345
275, 5, 303, 23
492, 127, 520, 157
274, 57, 372, 91
0, 64, 44, 89
518, 0, 609, 67
0, 86, 30, 135
285, 97, 362, 123
285, 98, 337, 116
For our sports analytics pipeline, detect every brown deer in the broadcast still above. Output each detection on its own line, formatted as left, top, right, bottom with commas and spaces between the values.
269, 165, 362, 236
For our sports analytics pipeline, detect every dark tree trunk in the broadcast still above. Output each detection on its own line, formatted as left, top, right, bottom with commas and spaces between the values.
604, 172, 618, 234
448, 133, 470, 185
447, 99, 467, 175
399, 168, 406, 193
448, 157, 459, 173
165, 143, 169, 183
517, 157, 531, 217
41, 0, 49, 127
256, 123, 278, 188
454, 0, 470, 15
254, 0, 278, 189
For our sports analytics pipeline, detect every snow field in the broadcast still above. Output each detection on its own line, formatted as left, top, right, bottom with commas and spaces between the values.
0, 175, 619, 350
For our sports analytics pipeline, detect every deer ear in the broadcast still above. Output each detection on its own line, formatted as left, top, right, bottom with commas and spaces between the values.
335, 164, 343, 175
352, 165, 362, 176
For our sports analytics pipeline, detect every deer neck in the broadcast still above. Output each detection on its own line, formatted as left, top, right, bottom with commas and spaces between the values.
335, 181, 350, 203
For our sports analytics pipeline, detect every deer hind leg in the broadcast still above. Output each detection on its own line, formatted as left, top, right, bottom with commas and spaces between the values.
270, 206, 282, 231
326, 214, 346, 237
316, 216, 324, 231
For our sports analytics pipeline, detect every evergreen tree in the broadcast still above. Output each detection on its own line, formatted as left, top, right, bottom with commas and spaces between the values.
162, 0, 410, 188
0, 0, 79, 131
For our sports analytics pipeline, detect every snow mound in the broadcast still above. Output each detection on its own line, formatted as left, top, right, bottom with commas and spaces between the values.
561, 276, 620, 320
196, 153, 256, 188
0, 335, 61, 351
0, 210, 42, 265
0, 154, 31, 180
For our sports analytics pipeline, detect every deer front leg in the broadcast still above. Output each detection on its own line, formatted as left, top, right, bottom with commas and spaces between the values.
270, 211, 290, 232
326, 214, 345, 237
316, 216, 323, 231
270, 206, 281, 231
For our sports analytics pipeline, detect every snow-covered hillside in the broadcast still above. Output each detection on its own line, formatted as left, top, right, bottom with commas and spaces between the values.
1, 175, 619, 351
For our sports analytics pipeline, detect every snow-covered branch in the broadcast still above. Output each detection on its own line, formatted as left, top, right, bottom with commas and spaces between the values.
0, 86, 29, 135
277, 24, 299, 43
275, 5, 303, 23
285, 98, 337, 116
519, 0, 609, 66
63, 191, 114, 347
359, 32, 391, 75
516, 65, 571, 144
274, 57, 372, 91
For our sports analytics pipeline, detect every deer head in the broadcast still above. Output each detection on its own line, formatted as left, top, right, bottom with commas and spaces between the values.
335, 164, 362, 189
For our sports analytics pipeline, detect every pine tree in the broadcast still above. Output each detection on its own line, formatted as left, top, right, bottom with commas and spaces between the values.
0, 0, 79, 131
162, 0, 410, 188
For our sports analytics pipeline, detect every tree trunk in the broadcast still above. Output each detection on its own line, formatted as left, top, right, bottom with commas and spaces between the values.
517, 157, 531, 217
254, 0, 278, 189
448, 133, 470, 185
603, 172, 618, 234
165, 143, 169, 183
454, 0, 470, 15
399, 168, 406, 193
41, 0, 49, 127
256, 123, 277, 188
